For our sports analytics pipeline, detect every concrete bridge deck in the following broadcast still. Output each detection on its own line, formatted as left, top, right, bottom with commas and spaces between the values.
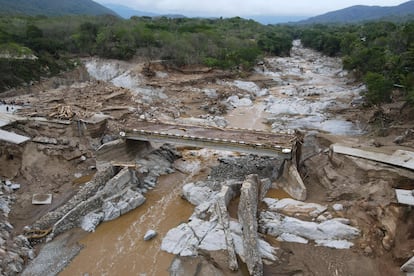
122, 120, 298, 158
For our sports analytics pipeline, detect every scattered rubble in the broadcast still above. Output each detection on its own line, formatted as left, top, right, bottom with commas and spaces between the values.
0, 179, 34, 276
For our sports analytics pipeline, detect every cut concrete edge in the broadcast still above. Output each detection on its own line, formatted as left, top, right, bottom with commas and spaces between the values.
0, 112, 26, 127
32, 194, 53, 205
332, 144, 414, 170
0, 129, 30, 144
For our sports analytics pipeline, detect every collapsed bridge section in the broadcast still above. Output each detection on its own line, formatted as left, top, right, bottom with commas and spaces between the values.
122, 120, 298, 158
121, 120, 306, 200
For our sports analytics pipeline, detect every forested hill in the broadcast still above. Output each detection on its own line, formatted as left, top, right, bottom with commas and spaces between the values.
0, 0, 117, 16
300, 0, 414, 24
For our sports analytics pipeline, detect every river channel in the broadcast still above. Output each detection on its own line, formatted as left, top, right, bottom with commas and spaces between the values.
61, 41, 362, 275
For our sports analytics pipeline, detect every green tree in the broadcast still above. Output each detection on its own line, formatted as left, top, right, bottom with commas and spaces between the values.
364, 72, 393, 104
73, 22, 98, 54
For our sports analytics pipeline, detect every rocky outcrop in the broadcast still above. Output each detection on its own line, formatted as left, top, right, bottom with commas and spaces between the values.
32, 144, 180, 237
162, 175, 276, 274
259, 210, 360, 249
32, 166, 115, 234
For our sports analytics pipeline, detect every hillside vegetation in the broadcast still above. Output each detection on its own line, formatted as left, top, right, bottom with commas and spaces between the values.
0, 13, 413, 107
300, 0, 414, 24
0, 0, 116, 17
0, 15, 294, 91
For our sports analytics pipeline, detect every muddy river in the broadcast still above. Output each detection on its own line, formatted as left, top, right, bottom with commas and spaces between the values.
60, 40, 362, 275
60, 172, 194, 276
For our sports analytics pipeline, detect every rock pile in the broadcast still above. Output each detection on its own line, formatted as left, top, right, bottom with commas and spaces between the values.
162, 175, 277, 275
0, 180, 35, 275
32, 144, 181, 236
163, 174, 362, 274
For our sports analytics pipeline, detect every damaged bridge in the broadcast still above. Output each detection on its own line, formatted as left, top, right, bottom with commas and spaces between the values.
118, 120, 306, 201
122, 120, 299, 158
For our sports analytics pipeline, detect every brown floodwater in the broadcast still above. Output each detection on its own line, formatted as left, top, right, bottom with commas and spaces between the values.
225, 103, 269, 131
60, 172, 194, 276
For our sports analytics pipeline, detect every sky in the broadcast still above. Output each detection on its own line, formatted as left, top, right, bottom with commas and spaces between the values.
95, 0, 410, 17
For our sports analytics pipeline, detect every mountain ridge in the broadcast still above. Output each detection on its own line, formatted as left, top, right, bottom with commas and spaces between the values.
0, 0, 117, 17
299, 0, 414, 24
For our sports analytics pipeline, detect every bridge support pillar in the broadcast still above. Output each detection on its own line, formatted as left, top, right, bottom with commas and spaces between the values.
275, 131, 306, 200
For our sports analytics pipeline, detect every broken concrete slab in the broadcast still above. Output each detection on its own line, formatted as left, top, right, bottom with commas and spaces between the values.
32, 136, 58, 145
96, 139, 152, 170
401, 256, 414, 273
276, 160, 307, 200
395, 189, 414, 206
332, 144, 414, 170
32, 194, 53, 205
238, 175, 263, 276
214, 185, 238, 271
0, 129, 30, 144
0, 112, 26, 127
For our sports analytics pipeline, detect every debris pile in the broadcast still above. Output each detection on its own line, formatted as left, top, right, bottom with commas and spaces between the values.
0, 179, 35, 275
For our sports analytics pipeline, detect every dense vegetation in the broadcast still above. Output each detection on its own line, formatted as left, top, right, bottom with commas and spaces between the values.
0, 0, 116, 17
0, 15, 295, 91
299, 21, 414, 104
1, 13, 413, 107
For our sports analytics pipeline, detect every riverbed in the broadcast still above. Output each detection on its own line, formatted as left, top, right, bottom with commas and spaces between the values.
57, 41, 366, 275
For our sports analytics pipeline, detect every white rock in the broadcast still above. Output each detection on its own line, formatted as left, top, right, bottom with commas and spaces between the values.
198, 227, 226, 251
102, 201, 120, 221
74, 173, 83, 179
258, 239, 277, 261
202, 88, 217, 98
231, 232, 245, 261
174, 159, 202, 174
263, 198, 327, 217
401, 256, 414, 273
118, 201, 130, 215
144, 230, 157, 241
232, 80, 269, 97
315, 239, 354, 249
161, 223, 199, 256
333, 204, 344, 211
260, 211, 360, 242
226, 95, 253, 107
277, 233, 308, 244
11, 184, 20, 190
316, 215, 327, 222
188, 217, 216, 240
182, 183, 215, 206
0, 198, 10, 214
80, 212, 104, 232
